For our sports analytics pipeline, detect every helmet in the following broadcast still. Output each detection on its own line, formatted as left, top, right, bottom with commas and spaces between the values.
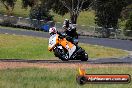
63, 19, 70, 28
49, 27, 57, 35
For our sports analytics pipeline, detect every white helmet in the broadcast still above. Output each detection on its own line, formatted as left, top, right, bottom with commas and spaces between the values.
49, 27, 57, 35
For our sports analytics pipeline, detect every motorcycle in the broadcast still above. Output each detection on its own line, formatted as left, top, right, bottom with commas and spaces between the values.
48, 32, 88, 61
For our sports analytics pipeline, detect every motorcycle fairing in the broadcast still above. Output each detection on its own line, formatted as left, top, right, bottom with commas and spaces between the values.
58, 37, 76, 58
48, 34, 59, 51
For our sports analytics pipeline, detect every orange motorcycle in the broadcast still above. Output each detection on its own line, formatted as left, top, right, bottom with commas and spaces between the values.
48, 32, 88, 61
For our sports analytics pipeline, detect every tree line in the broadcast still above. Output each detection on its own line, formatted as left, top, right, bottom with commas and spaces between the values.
0, 0, 132, 37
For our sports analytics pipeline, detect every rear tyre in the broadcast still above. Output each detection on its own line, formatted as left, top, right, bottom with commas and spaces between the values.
81, 52, 88, 61
53, 46, 69, 61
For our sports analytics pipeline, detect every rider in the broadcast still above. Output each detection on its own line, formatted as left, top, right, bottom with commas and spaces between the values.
62, 19, 78, 44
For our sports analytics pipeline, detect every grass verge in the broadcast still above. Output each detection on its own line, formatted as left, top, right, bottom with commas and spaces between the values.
0, 34, 128, 60
0, 67, 131, 88
80, 43, 128, 59
0, 0, 30, 17
0, 34, 54, 59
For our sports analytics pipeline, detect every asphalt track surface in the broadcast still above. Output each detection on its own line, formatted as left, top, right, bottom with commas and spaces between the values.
0, 28, 132, 64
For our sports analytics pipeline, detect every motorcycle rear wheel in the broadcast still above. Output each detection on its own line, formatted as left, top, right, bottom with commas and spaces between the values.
80, 52, 88, 61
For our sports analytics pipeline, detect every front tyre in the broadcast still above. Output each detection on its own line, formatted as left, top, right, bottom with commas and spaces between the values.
59, 54, 69, 61
81, 52, 88, 61
53, 46, 69, 61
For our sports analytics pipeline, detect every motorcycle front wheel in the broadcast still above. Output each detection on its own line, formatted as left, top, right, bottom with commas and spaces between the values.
80, 52, 88, 61
59, 54, 69, 61
54, 47, 69, 61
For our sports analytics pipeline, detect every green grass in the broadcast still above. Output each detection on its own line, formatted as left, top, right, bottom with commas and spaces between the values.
0, 67, 131, 88
0, 34, 128, 60
0, 34, 54, 59
80, 43, 128, 59
51, 10, 95, 26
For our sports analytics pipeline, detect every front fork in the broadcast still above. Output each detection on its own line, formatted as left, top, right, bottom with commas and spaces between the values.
53, 46, 69, 59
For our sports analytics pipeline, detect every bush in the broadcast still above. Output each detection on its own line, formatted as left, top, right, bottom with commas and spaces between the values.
29, 4, 53, 28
